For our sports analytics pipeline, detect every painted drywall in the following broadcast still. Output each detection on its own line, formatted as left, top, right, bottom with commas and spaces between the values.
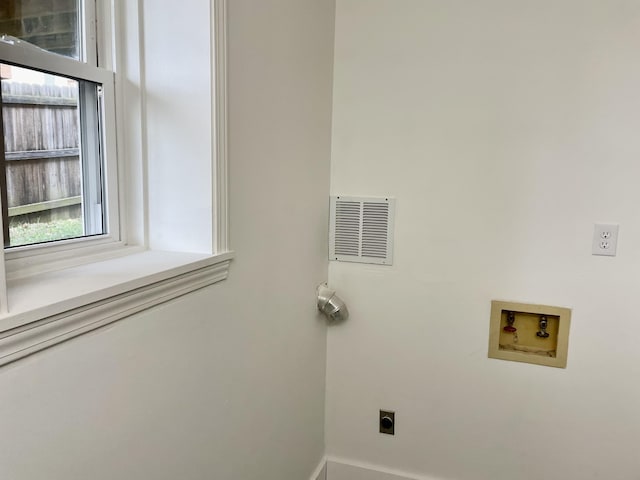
0, 1, 335, 479
326, 1, 640, 479
313, 460, 328, 480
143, 0, 215, 253
327, 459, 426, 480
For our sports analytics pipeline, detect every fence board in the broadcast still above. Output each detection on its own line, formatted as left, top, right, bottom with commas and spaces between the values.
5, 148, 79, 161
8, 196, 81, 217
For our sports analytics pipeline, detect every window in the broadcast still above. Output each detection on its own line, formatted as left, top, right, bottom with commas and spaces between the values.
0, 0, 118, 251
0, 2, 82, 59
0, 0, 231, 366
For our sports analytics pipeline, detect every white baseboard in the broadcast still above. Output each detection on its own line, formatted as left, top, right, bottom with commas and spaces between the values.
325, 457, 445, 480
309, 456, 328, 480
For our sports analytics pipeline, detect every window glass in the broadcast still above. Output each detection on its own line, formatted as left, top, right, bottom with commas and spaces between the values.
0, 1, 80, 60
0, 63, 105, 247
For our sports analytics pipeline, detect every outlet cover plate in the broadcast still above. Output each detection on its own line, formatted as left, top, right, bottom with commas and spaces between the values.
592, 224, 619, 256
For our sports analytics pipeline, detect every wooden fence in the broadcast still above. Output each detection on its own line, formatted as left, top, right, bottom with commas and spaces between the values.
2, 81, 82, 223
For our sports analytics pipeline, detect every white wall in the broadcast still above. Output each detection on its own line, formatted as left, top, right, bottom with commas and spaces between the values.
143, 0, 215, 253
327, 1, 640, 479
0, 1, 335, 479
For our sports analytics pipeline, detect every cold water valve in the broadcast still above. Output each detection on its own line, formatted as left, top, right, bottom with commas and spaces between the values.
537, 316, 550, 338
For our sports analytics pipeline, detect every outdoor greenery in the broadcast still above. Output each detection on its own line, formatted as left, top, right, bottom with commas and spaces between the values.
9, 218, 83, 246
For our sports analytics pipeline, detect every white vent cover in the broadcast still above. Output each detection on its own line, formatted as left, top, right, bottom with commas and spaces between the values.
329, 196, 395, 265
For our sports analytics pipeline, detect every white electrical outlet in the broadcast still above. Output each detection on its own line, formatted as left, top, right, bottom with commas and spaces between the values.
592, 224, 619, 256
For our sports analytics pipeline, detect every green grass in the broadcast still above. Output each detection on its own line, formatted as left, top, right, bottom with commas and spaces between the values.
9, 218, 83, 246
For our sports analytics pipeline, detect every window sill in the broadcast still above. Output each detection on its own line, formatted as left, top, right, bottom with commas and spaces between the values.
0, 249, 234, 366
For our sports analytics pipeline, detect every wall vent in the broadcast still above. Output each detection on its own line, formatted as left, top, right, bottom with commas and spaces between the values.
329, 196, 395, 265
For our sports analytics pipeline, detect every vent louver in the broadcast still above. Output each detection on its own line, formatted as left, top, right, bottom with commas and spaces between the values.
329, 196, 395, 265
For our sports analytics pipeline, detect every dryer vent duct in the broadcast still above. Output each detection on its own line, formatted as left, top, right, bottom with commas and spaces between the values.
317, 284, 349, 323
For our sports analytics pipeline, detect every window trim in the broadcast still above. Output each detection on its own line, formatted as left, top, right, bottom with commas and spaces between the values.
0, 0, 232, 366
213, 0, 229, 254
0, 250, 233, 366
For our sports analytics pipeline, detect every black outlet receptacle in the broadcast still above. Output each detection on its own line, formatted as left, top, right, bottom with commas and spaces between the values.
379, 410, 395, 435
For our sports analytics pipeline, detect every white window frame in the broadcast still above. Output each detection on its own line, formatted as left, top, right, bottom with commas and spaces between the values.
0, 59, 121, 265
0, 0, 232, 366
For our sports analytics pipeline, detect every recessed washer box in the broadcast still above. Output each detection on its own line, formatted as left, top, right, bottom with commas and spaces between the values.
488, 300, 571, 368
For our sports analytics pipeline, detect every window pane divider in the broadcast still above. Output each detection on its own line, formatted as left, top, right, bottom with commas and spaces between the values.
0, 87, 8, 248
0, 82, 8, 314
0, 91, 7, 314
0, 40, 111, 85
